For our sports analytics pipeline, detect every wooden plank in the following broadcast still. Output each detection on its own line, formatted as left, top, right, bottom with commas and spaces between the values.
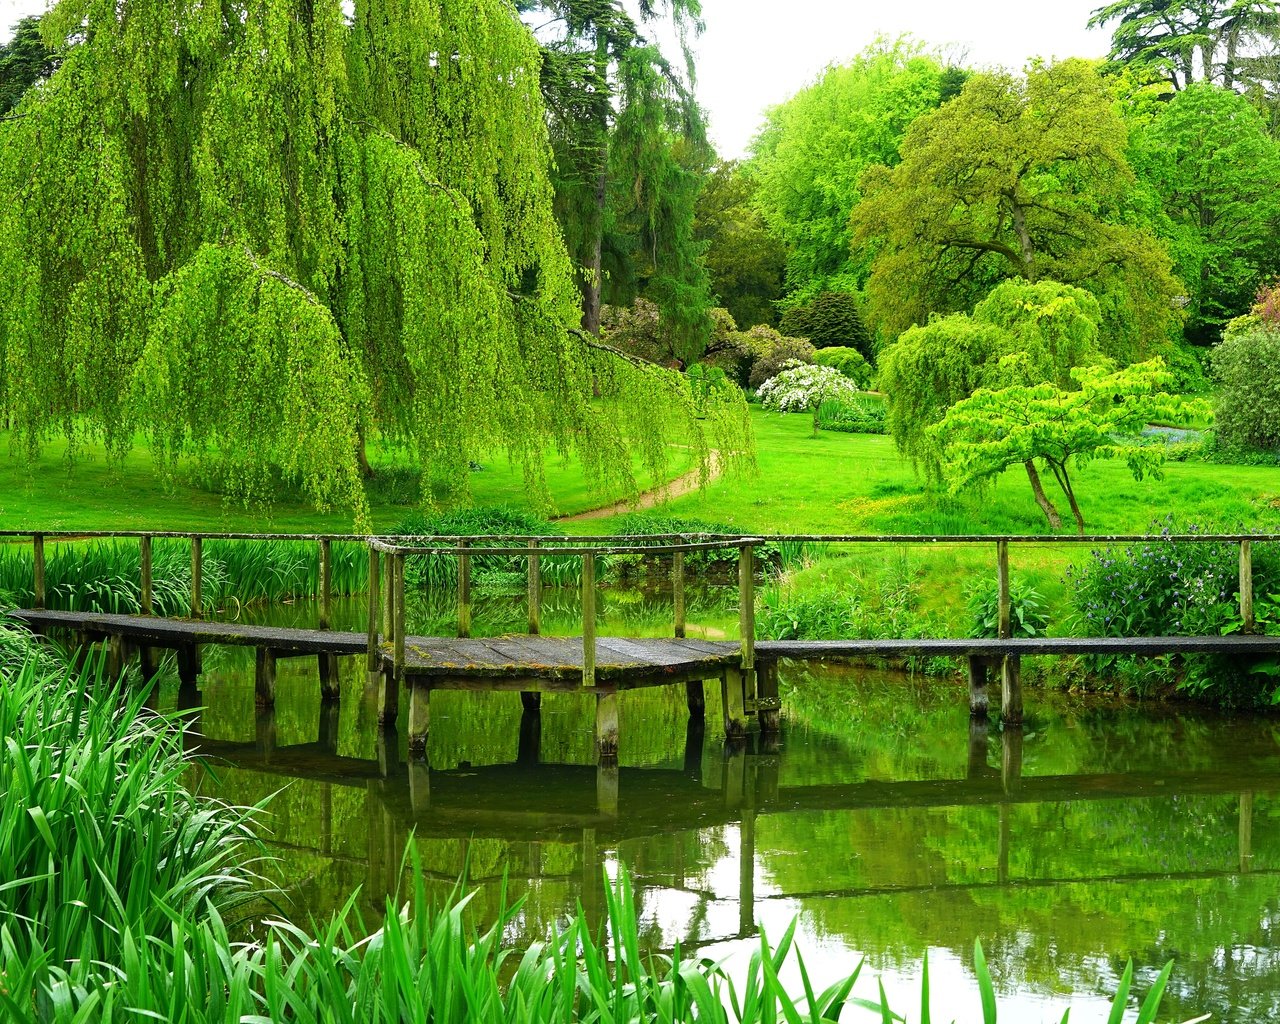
594, 636, 686, 668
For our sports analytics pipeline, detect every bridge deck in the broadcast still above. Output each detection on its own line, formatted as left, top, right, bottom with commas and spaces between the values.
12, 609, 1280, 676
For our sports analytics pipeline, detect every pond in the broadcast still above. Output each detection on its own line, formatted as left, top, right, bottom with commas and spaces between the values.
164, 596, 1280, 1023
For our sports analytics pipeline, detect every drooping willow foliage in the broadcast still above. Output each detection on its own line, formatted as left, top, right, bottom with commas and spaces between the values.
0, 0, 750, 522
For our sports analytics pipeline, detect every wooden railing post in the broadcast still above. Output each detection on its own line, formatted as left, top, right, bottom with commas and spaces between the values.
382, 552, 394, 640
527, 540, 541, 635
1240, 539, 1255, 634
366, 545, 381, 673
997, 539, 1011, 640
582, 551, 596, 688
32, 533, 45, 610
140, 535, 153, 615
319, 538, 333, 630
457, 539, 471, 638
190, 535, 203, 619
739, 542, 756, 700
673, 546, 686, 639
393, 552, 406, 681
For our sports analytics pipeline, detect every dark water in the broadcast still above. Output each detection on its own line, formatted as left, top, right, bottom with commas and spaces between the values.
167, 603, 1280, 1023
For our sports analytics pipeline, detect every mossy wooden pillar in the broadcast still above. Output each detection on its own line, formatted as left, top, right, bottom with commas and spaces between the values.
457, 540, 471, 638
366, 545, 382, 677
32, 533, 45, 610
739, 542, 756, 708
317, 539, 340, 701
673, 547, 686, 638
408, 683, 430, 760
721, 667, 748, 741
582, 551, 596, 688
758, 660, 781, 735
968, 657, 989, 717
255, 648, 277, 708
996, 539, 1022, 723
1241, 539, 1255, 634
190, 536, 203, 619
522, 540, 542, 710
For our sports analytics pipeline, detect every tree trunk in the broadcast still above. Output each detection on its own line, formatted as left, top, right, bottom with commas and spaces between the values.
580, 158, 607, 335
1023, 460, 1063, 530
356, 429, 375, 479
1008, 198, 1036, 281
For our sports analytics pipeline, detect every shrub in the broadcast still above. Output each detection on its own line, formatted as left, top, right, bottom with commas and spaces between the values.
1165, 341, 1212, 395
965, 575, 1049, 638
813, 346, 873, 388
779, 291, 873, 360
757, 362, 863, 434
1211, 327, 1280, 454
816, 397, 886, 434
393, 506, 569, 588
1066, 521, 1280, 705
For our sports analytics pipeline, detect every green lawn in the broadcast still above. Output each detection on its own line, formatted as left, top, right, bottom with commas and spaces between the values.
0, 433, 693, 534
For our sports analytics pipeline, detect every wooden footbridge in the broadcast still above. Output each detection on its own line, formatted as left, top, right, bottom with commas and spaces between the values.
6, 529, 1280, 762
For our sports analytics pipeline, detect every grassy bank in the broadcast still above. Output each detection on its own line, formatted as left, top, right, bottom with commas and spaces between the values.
0, 624, 1197, 1022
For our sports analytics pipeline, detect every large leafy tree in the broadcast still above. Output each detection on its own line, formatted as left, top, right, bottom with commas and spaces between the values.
1129, 83, 1280, 339
0, 0, 748, 520
693, 160, 786, 330
850, 59, 1183, 360
1089, 0, 1280, 90
519, 0, 713, 361
748, 39, 956, 300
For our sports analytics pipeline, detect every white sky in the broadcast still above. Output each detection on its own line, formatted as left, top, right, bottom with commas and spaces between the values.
1, 0, 1113, 156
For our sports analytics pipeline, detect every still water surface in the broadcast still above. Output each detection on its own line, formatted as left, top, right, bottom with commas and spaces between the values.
170, 600, 1280, 1023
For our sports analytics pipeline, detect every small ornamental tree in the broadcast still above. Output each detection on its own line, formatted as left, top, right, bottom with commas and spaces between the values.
779, 292, 874, 361
1212, 327, 1280, 452
757, 361, 863, 435
931, 358, 1211, 533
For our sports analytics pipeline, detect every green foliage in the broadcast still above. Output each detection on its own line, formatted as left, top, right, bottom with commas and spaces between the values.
1165, 341, 1213, 394
0, 15, 59, 115
0, 640, 261, 974
1090, 0, 1280, 92
877, 279, 1107, 482
852, 60, 1183, 359
739, 325, 816, 389
779, 291, 874, 360
965, 575, 1049, 638
813, 347, 873, 388
932, 359, 1211, 533
1211, 326, 1280, 453
694, 161, 787, 330
1067, 523, 1280, 704
0, 539, 366, 615
1129, 83, 1280, 339
0, 0, 746, 523
750, 38, 950, 296
816, 397, 887, 435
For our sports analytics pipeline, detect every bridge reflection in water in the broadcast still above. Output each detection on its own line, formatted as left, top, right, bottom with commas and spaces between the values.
186, 690, 1275, 953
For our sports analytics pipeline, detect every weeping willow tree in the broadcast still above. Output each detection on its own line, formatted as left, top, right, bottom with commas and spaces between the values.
0, 0, 750, 522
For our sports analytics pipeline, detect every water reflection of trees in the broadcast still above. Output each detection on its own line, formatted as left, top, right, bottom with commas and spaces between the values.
183, 652, 1280, 1022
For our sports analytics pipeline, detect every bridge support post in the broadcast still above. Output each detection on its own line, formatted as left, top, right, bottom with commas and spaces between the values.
1241, 539, 1255, 634
721, 667, 748, 742
408, 683, 430, 760
595, 690, 619, 762
1000, 656, 1022, 724
521, 691, 542, 712
685, 679, 706, 721
318, 701, 340, 754
518, 707, 542, 766
255, 648, 277, 708
106, 634, 124, 678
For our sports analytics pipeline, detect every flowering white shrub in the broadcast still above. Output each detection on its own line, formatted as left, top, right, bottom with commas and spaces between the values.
757, 361, 865, 434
